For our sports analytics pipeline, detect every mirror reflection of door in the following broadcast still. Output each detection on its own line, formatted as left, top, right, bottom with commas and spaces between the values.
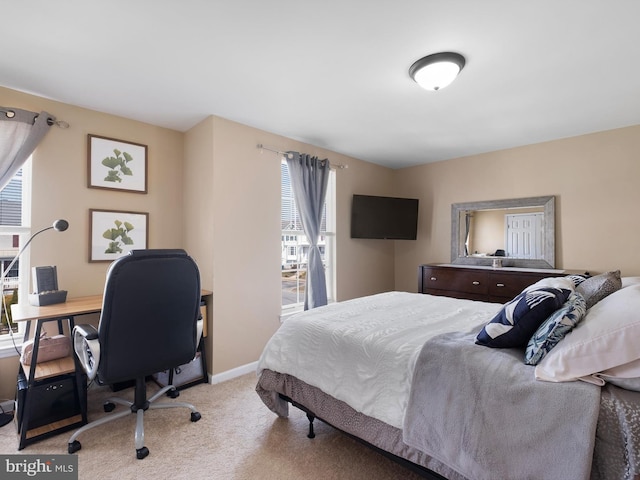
506, 213, 543, 258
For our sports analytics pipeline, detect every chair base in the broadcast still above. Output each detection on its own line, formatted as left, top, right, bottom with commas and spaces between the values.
68, 381, 201, 459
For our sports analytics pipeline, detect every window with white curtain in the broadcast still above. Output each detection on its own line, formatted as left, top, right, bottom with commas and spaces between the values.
0, 158, 31, 353
281, 158, 335, 313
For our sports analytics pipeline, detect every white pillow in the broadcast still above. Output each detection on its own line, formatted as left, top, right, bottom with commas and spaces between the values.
535, 284, 640, 383
523, 276, 576, 293
622, 276, 640, 288
595, 359, 640, 392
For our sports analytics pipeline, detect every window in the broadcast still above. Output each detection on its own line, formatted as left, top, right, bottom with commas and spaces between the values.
0, 158, 32, 351
281, 159, 335, 313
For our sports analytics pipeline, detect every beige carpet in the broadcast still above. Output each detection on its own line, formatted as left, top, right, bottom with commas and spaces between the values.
0, 374, 425, 479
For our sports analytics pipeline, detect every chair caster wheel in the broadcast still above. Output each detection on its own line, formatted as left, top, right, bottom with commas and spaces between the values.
191, 412, 201, 422
104, 402, 116, 412
136, 446, 149, 459
68, 440, 82, 454
167, 389, 180, 399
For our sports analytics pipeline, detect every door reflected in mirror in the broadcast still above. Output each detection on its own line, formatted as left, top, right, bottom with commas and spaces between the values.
462, 206, 544, 259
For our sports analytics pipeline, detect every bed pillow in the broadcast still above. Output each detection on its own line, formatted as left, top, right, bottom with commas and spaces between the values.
524, 292, 587, 365
476, 286, 571, 348
575, 270, 621, 309
565, 274, 588, 289
621, 276, 640, 289
596, 358, 640, 392
522, 276, 577, 293
535, 284, 640, 383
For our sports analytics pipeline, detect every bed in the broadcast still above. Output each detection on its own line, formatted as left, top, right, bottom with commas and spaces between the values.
256, 272, 640, 480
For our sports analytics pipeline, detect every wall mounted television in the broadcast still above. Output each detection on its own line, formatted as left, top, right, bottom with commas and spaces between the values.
350, 194, 419, 240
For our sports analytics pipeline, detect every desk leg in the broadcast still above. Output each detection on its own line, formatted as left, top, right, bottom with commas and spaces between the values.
198, 336, 208, 385
18, 320, 43, 449
17, 316, 88, 450
23, 322, 31, 343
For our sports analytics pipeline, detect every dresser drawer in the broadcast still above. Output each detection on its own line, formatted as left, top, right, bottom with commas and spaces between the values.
422, 268, 488, 296
487, 273, 545, 300
425, 288, 489, 302
419, 265, 577, 304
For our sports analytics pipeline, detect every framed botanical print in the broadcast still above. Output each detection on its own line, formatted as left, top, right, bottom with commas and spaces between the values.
88, 134, 148, 193
89, 209, 149, 262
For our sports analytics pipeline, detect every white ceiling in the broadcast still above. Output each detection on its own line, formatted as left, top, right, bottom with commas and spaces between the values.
3, 1, 640, 169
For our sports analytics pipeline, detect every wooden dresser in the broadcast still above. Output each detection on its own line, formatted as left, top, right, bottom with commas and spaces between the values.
418, 264, 576, 303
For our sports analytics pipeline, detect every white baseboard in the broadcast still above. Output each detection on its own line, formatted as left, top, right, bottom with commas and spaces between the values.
209, 361, 258, 385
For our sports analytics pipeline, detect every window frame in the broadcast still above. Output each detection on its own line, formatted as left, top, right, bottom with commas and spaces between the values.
0, 157, 32, 357
280, 159, 335, 316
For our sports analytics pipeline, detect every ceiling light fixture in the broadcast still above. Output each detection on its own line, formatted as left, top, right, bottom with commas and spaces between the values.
409, 52, 466, 91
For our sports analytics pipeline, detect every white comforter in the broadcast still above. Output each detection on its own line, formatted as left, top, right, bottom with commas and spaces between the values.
257, 291, 501, 429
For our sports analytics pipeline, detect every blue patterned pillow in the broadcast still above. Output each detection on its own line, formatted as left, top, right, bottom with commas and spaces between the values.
566, 274, 588, 289
476, 287, 571, 348
524, 292, 587, 365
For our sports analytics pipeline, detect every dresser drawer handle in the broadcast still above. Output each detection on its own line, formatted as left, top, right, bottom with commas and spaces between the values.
496, 283, 505, 288
430, 277, 437, 281
472, 281, 480, 286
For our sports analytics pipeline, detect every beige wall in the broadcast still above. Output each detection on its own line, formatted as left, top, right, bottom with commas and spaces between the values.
0, 86, 396, 397
335, 154, 397, 301
0, 86, 184, 398
394, 124, 640, 292
0, 88, 394, 398
182, 117, 215, 374
471, 209, 505, 255
184, 115, 396, 375
1, 87, 185, 294
4, 84, 639, 398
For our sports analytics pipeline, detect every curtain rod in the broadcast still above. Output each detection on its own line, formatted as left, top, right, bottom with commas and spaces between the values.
1, 107, 69, 129
257, 144, 348, 169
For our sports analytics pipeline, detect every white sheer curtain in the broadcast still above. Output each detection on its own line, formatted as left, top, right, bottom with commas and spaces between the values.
0, 107, 55, 190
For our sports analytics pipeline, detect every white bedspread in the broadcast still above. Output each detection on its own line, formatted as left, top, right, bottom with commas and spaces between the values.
257, 291, 501, 429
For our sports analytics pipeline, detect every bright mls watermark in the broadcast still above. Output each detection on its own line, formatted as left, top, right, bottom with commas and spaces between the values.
1, 455, 77, 479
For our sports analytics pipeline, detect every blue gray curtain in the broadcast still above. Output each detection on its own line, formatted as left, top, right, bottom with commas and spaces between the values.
286, 152, 330, 310
0, 107, 55, 190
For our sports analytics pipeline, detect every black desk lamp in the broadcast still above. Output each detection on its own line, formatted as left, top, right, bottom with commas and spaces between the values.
0, 219, 69, 428
1, 219, 69, 281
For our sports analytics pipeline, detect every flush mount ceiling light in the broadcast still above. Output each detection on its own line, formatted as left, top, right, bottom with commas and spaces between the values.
409, 52, 466, 91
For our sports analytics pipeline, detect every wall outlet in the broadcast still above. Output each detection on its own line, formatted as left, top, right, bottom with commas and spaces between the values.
0, 399, 15, 414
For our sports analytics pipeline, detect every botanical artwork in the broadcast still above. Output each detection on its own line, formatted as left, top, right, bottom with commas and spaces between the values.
89, 209, 148, 262
102, 218, 136, 254
102, 149, 134, 183
88, 135, 148, 193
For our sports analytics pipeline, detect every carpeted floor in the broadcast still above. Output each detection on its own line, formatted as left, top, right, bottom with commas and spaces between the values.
0, 373, 425, 479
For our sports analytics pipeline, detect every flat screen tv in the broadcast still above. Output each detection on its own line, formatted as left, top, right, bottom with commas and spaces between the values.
351, 194, 419, 240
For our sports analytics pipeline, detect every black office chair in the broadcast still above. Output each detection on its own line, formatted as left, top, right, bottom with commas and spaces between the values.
68, 249, 203, 459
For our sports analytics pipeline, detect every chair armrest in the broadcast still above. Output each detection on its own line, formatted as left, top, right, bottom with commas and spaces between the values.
74, 324, 99, 340
72, 324, 101, 380
196, 317, 203, 345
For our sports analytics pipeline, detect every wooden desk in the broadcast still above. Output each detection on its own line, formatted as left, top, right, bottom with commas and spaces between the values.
11, 298, 93, 449
12, 289, 212, 323
13, 296, 103, 385
12, 295, 104, 324
12, 289, 212, 336
10, 289, 212, 449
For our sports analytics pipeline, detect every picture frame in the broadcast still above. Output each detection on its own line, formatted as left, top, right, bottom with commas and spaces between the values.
88, 134, 148, 193
89, 209, 149, 262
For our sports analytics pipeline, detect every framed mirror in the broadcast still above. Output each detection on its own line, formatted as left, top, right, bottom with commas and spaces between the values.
451, 196, 555, 269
